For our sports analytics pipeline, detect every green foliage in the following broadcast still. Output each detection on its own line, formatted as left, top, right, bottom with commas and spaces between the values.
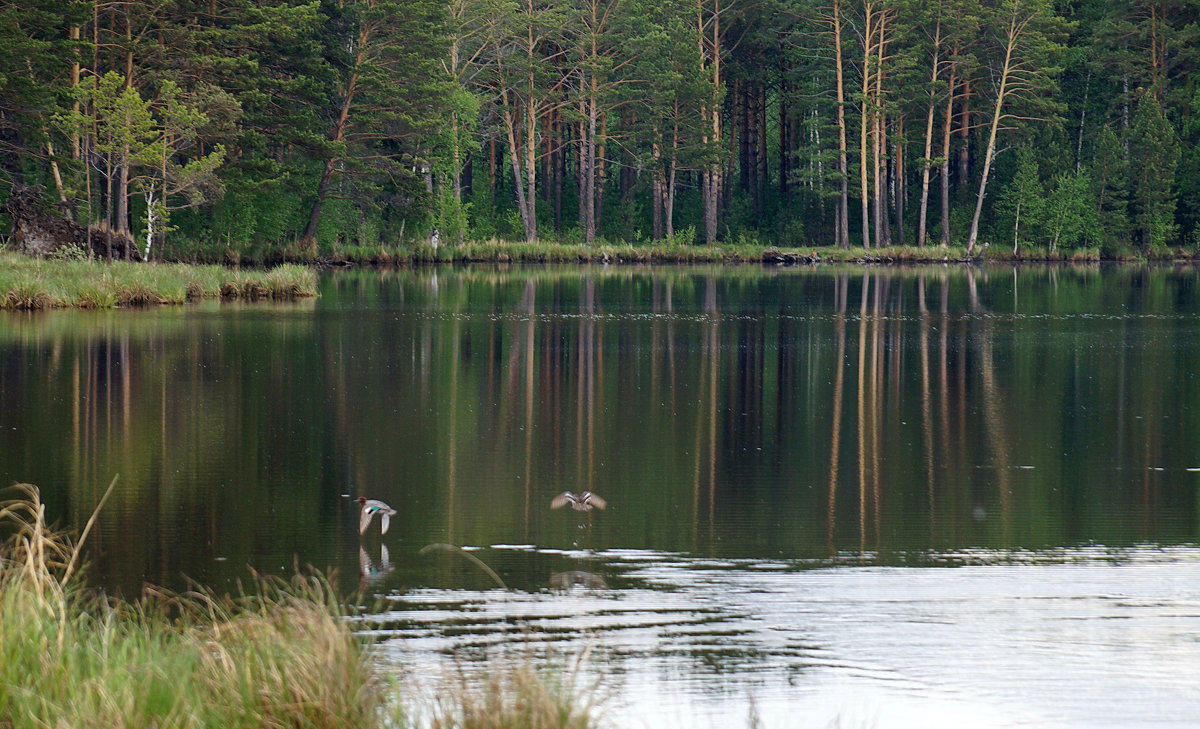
1046, 169, 1096, 252
54, 72, 226, 257
670, 225, 697, 247
47, 243, 90, 262
297, 0, 452, 248
1128, 95, 1181, 250
1090, 124, 1131, 249
0, 0, 88, 187
435, 183, 471, 247
1178, 85, 1200, 246
205, 175, 309, 247
2, 0, 1199, 259
997, 145, 1046, 253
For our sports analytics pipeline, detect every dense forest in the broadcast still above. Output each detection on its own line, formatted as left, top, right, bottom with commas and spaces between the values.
0, 0, 1196, 260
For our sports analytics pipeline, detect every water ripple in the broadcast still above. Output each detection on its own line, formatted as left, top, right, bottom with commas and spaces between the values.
362, 545, 1200, 729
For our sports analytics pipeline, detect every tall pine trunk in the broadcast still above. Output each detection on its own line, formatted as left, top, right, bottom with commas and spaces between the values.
894, 118, 904, 246
701, 0, 722, 245
956, 79, 970, 203
871, 12, 888, 249
301, 59, 362, 255
939, 62, 956, 246
967, 9, 1020, 256
859, 3, 876, 249
832, 0, 850, 249
916, 17, 943, 248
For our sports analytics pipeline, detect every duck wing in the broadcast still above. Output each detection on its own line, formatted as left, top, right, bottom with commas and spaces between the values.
380, 511, 391, 535
583, 492, 606, 510
359, 506, 376, 535
550, 492, 575, 509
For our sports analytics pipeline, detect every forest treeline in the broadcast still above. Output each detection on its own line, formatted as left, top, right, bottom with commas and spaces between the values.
0, 0, 1196, 260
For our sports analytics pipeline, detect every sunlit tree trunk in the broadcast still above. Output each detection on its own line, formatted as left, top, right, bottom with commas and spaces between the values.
916, 16, 944, 248
939, 62, 956, 246
967, 3, 1021, 255
870, 9, 890, 249
831, 0, 850, 248
698, 0, 724, 245
859, 3, 875, 249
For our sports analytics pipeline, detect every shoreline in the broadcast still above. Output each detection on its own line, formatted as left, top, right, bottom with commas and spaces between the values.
3, 243, 1197, 311
198, 239, 1192, 268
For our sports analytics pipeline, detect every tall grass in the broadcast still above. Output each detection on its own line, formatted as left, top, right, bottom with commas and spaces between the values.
199, 237, 978, 267
0, 482, 386, 729
428, 658, 602, 729
0, 253, 317, 310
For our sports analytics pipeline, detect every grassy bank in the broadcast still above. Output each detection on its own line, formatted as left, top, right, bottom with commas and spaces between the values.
184, 238, 978, 266
0, 252, 317, 310
0, 483, 601, 729
168, 235, 1200, 267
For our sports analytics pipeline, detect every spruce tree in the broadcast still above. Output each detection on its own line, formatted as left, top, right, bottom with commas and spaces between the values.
1089, 124, 1130, 248
0, 0, 88, 199
1128, 94, 1180, 250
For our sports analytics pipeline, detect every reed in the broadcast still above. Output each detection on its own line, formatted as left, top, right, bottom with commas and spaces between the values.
436, 240, 974, 266
264, 264, 320, 298
0, 253, 317, 309
428, 658, 603, 729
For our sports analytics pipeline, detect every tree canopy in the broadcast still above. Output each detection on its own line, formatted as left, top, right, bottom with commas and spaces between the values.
2, 0, 1198, 258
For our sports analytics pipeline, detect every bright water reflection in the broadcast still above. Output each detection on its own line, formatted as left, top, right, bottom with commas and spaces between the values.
374, 545, 1200, 729
3, 263, 1200, 727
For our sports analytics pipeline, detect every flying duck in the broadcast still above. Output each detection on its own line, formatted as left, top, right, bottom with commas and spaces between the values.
357, 497, 397, 535
550, 491, 607, 511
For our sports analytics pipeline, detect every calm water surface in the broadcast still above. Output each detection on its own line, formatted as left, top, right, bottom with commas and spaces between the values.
3, 263, 1200, 727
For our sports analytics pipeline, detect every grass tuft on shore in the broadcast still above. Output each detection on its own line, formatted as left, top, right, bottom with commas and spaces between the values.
0, 252, 317, 310
0, 481, 386, 729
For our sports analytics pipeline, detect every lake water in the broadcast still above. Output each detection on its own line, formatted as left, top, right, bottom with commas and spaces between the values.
3, 263, 1200, 727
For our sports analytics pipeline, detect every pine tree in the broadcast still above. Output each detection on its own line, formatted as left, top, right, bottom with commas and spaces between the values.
965, 0, 1068, 256
477, 0, 567, 242
632, 0, 711, 241
299, 0, 450, 254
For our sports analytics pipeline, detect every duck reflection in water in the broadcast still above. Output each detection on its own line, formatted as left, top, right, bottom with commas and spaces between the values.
550, 570, 607, 591
550, 491, 606, 511
358, 544, 393, 585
